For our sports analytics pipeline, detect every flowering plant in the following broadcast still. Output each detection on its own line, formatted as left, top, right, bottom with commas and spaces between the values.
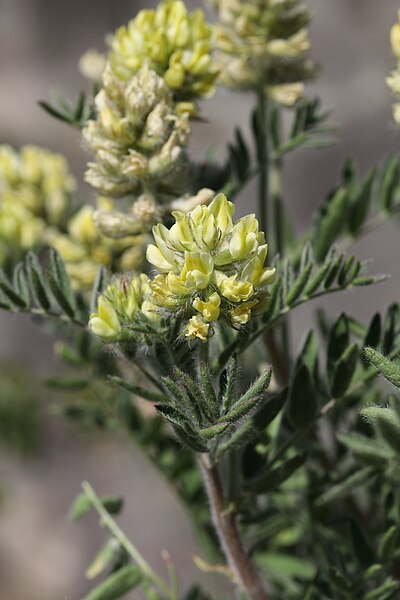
1, 2, 400, 599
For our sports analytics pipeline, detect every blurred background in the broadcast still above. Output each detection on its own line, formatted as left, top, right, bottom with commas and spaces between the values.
0, 1, 399, 598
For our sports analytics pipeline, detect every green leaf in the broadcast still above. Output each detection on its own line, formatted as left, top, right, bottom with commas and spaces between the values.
0, 270, 27, 308
244, 453, 307, 493
378, 525, 399, 564
110, 376, 166, 403
378, 155, 400, 212
303, 258, 333, 296
80, 565, 142, 600
315, 466, 376, 506
13, 262, 30, 305
364, 347, 400, 390
288, 365, 319, 429
364, 579, 400, 600
49, 248, 76, 312
285, 262, 313, 306
26, 252, 51, 311
295, 330, 318, 382
199, 422, 230, 439
349, 167, 375, 234
262, 276, 281, 322
323, 253, 344, 289
47, 272, 76, 318
216, 390, 287, 461
382, 304, 399, 355
364, 314, 382, 350
223, 394, 261, 424
172, 366, 212, 422
330, 343, 358, 398
362, 406, 400, 453
234, 368, 272, 409
38, 100, 72, 123
313, 187, 348, 261
86, 539, 119, 579
327, 313, 349, 374
70, 493, 123, 522
338, 433, 390, 464
161, 375, 200, 425
199, 362, 219, 419
45, 376, 88, 391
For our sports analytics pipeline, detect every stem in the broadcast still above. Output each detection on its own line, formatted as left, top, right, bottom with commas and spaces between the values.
197, 456, 269, 600
257, 90, 269, 239
82, 481, 174, 600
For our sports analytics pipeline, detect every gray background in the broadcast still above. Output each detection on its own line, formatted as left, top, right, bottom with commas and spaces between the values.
0, 1, 399, 598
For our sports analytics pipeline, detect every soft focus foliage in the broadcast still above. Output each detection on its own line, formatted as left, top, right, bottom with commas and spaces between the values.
0, 145, 75, 265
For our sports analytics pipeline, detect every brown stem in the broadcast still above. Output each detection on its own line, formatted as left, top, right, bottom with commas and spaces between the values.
198, 455, 269, 600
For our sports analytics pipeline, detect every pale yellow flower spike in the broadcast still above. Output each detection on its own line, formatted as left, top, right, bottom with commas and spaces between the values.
108, 0, 219, 101
387, 10, 400, 125
146, 192, 276, 341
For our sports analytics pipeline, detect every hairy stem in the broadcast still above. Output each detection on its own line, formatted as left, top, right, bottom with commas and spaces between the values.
198, 455, 269, 600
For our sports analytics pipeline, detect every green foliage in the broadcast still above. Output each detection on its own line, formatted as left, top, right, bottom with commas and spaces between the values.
39, 89, 95, 129
80, 566, 142, 600
312, 156, 400, 260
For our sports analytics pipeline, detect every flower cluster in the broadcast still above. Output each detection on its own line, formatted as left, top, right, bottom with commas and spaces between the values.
108, 0, 218, 101
0, 144, 75, 265
146, 193, 276, 341
387, 11, 400, 125
46, 199, 146, 290
89, 274, 156, 342
83, 65, 191, 202
210, 0, 316, 103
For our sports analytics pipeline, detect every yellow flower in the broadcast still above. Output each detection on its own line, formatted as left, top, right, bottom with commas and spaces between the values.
0, 144, 75, 228
186, 315, 209, 342
89, 273, 157, 342
193, 292, 221, 321
391, 20, 400, 60
147, 192, 276, 339
89, 296, 121, 342
47, 201, 147, 290
108, 0, 218, 100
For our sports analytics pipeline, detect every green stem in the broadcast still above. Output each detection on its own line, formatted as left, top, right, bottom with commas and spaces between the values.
257, 90, 269, 239
269, 152, 291, 367
82, 481, 175, 600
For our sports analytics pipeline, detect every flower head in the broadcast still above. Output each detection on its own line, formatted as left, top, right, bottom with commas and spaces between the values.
146, 192, 276, 341
46, 200, 147, 290
210, 0, 316, 99
0, 144, 75, 227
89, 273, 156, 342
108, 0, 218, 100
83, 65, 191, 199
